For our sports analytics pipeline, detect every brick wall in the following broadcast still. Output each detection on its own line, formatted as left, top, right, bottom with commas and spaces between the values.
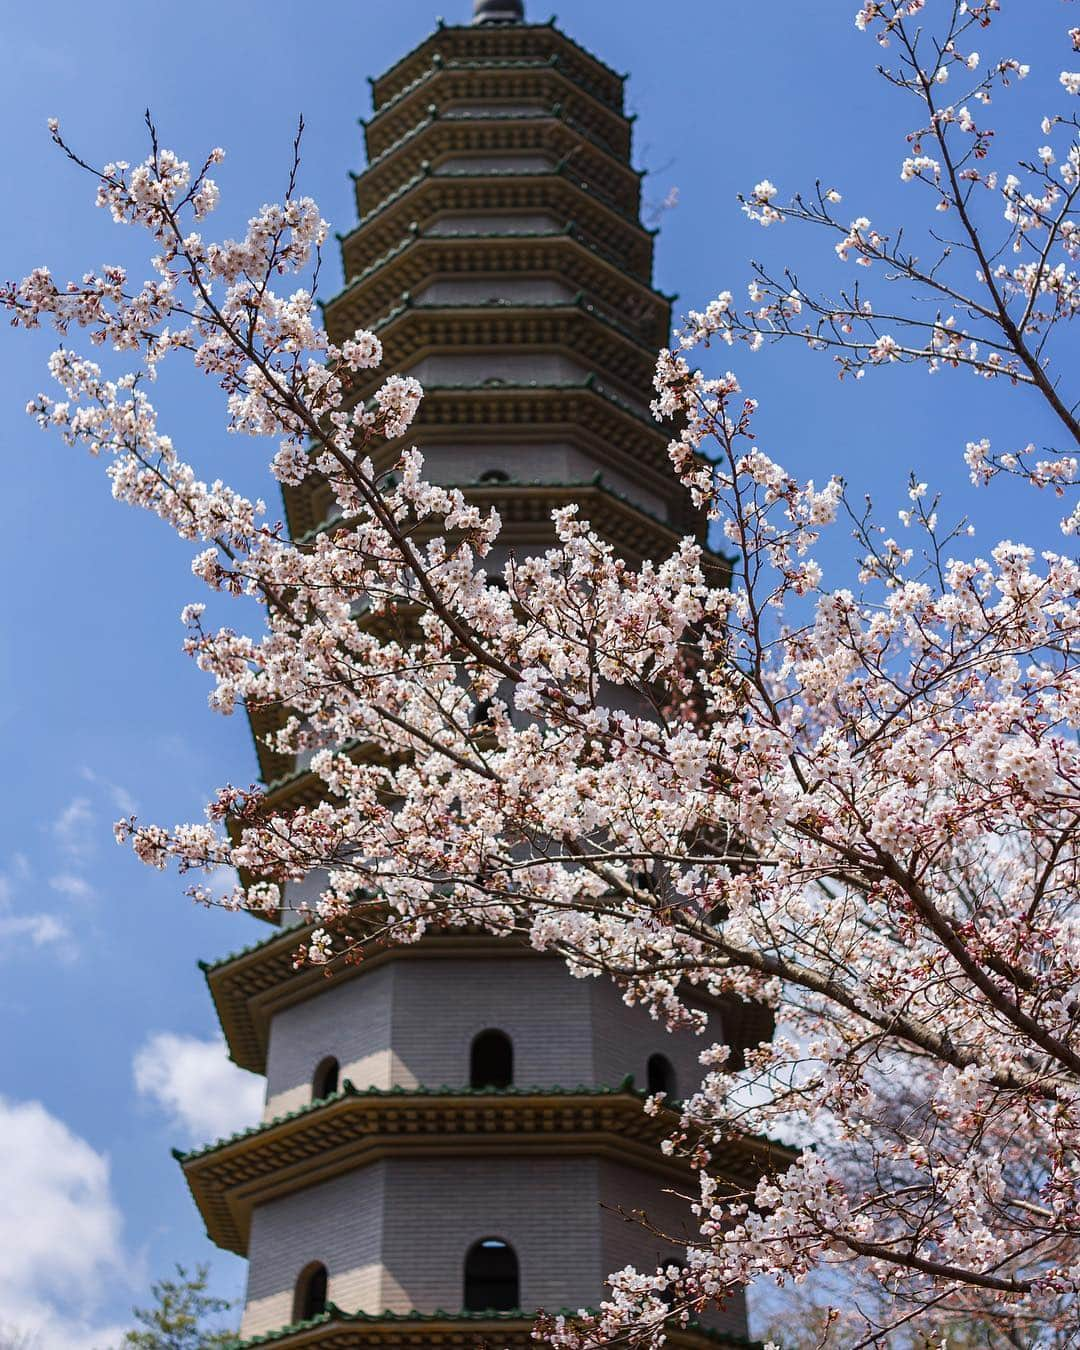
263, 963, 395, 1119
263, 952, 598, 1117
264, 949, 723, 1119
242, 1163, 386, 1337
589, 976, 717, 1101
241, 1152, 749, 1340
381, 1156, 604, 1314
597, 1159, 748, 1338
249, 950, 746, 1342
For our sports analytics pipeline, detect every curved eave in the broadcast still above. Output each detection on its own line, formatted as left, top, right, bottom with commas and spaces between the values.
178, 1085, 786, 1256
205, 920, 772, 1085
370, 291, 659, 353
442, 478, 714, 565
364, 59, 633, 163
341, 172, 654, 287
353, 159, 641, 251
280, 386, 693, 543
340, 302, 659, 397
363, 104, 630, 185
205, 926, 546, 1075
245, 700, 292, 792
370, 24, 626, 117
359, 106, 631, 188
283, 479, 717, 595
355, 113, 642, 222
230, 1306, 748, 1350
322, 230, 673, 347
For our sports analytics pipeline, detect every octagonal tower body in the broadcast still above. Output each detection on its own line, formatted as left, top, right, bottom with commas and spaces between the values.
178, 7, 779, 1347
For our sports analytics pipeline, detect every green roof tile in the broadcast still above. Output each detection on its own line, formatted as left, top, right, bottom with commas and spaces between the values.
366, 55, 630, 128
174, 1076, 641, 1164
356, 104, 633, 189
323, 223, 673, 311
370, 22, 627, 115
199, 921, 297, 975
351, 161, 643, 238
227, 1303, 752, 1350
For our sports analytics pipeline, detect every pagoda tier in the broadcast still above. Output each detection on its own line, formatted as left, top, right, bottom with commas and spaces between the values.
368, 17, 627, 113
243, 19, 722, 792
360, 103, 638, 211
178, 1083, 776, 1258
324, 229, 671, 348
188, 923, 784, 1345
200, 926, 776, 1081
340, 165, 655, 283
175, 8, 773, 1348
273, 5, 697, 666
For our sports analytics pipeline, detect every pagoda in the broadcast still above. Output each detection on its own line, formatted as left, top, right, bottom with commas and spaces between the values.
176, 3, 780, 1345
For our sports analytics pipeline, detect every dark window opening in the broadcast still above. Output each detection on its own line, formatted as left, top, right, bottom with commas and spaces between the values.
471, 696, 494, 729
293, 1262, 328, 1321
647, 1053, 677, 1099
312, 1056, 340, 1101
478, 468, 511, 484
464, 1237, 519, 1311
470, 1029, 513, 1089
659, 1256, 687, 1309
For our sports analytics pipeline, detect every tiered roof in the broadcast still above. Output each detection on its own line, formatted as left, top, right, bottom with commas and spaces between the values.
184, 13, 764, 1346
178, 1078, 790, 1256
246, 5, 724, 808
367, 19, 628, 112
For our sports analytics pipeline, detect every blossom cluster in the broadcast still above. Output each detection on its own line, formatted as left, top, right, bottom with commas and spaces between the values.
3, 5, 1080, 1345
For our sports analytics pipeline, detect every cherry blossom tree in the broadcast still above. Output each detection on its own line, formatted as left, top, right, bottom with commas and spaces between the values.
4, 1, 1080, 1345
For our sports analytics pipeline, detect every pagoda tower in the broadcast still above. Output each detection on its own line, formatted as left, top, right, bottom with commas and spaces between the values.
177, 4, 780, 1346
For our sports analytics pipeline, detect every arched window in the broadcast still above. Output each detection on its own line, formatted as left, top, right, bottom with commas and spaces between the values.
312, 1056, 339, 1101
647, 1053, 677, 1099
471, 697, 494, 730
470, 1029, 513, 1089
293, 1261, 328, 1321
659, 1256, 687, 1309
464, 1237, 519, 1311
478, 468, 510, 484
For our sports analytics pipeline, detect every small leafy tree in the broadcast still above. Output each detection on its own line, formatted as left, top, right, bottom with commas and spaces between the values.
119, 1264, 236, 1350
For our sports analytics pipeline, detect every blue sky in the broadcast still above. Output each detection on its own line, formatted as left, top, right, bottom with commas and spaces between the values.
0, 1, 1075, 1343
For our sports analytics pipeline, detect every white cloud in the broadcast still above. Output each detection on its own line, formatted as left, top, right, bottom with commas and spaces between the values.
0, 857, 72, 960
0, 1097, 130, 1348
0, 914, 71, 952
133, 1032, 263, 1143
0, 855, 30, 910
79, 765, 137, 817
52, 796, 95, 863
48, 873, 95, 901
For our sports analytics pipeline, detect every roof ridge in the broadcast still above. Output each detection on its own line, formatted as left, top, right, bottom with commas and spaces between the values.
176, 1076, 644, 1163
351, 162, 642, 238
355, 104, 636, 194
365, 291, 661, 352
226, 1304, 752, 1349
320, 226, 676, 314
368, 21, 627, 115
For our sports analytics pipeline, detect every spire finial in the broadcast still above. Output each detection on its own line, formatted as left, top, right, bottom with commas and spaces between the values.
472, 0, 525, 22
